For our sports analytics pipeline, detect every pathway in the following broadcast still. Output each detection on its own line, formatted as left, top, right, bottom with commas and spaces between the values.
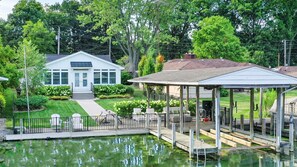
76, 100, 115, 116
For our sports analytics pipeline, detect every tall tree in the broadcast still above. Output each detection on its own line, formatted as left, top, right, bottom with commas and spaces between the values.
79, 0, 176, 76
192, 16, 248, 62
5, 0, 45, 47
23, 20, 55, 53
17, 40, 46, 93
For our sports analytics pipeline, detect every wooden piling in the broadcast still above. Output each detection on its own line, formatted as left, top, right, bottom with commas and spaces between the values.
289, 116, 294, 152
114, 115, 118, 129
189, 129, 194, 158
157, 115, 161, 138
250, 88, 254, 139
262, 118, 266, 136
172, 123, 176, 147
270, 113, 275, 136
240, 115, 244, 130
229, 89, 234, 132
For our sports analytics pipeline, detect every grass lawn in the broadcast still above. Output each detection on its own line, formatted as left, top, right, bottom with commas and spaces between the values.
14, 100, 88, 119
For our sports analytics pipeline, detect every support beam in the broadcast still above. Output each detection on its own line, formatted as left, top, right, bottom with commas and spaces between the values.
240, 115, 244, 130
250, 88, 254, 139
215, 87, 221, 150
211, 89, 215, 121
195, 86, 200, 139
282, 89, 286, 131
180, 86, 184, 134
259, 88, 263, 124
276, 88, 282, 152
186, 86, 189, 111
289, 116, 294, 152
147, 86, 150, 108
166, 85, 170, 128
229, 89, 234, 131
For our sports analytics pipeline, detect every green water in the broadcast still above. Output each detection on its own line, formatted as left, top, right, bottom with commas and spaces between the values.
0, 135, 295, 166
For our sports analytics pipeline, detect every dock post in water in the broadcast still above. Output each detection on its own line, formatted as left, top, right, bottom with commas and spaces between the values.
240, 115, 244, 130
215, 87, 221, 150
229, 89, 234, 132
289, 116, 294, 152
189, 129, 194, 158
250, 88, 254, 139
196, 86, 200, 139
166, 85, 170, 128
294, 118, 297, 138
157, 114, 161, 138
270, 113, 275, 136
172, 123, 176, 147
262, 118, 266, 136
180, 86, 184, 134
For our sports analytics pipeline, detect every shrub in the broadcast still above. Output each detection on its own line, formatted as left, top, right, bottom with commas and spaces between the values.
94, 84, 134, 97
15, 95, 48, 111
49, 96, 69, 100
0, 94, 6, 111
264, 89, 276, 111
121, 71, 133, 85
99, 94, 131, 99
220, 88, 229, 97
35, 86, 71, 97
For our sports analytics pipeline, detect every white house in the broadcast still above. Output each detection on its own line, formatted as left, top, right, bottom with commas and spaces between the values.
45, 51, 124, 93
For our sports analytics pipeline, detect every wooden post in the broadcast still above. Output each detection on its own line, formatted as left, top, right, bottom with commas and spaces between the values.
211, 89, 215, 121
259, 88, 263, 124
147, 85, 150, 108
189, 129, 194, 158
180, 86, 184, 134
157, 114, 161, 138
250, 88, 254, 139
215, 87, 221, 150
20, 119, 23, 135
145, 113, 149, 129
186, 86, 190, 111
114, 114, 118, 129
240, 115, 244, 130
166, 85, 170, 128
289, 116, 294, 152
294, 118, 297, 138
262, 118, 266, 136
276, 88, 282, 152
229, 89, 234, 132
270, 113, 275, 136
196, 86, 200, 139
282, 89, 286, 131
172, 123, 176, 147
222, 107, 226, 126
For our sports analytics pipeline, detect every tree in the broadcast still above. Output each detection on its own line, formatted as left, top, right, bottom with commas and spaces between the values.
155, 54, 164, 72
23, 20, 55, 53
143, 55, 155, 76
5, 0, 45, 47
192, 16, 248, 62
138, 56, 147, 77
17, 40, 46, 94
79, 0, 177, 76
0, 38, 21, 89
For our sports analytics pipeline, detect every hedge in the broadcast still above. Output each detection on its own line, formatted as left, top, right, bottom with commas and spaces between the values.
0, 94, 6, 111
114, 99, 197, 116
94, 84, 134, 97
35, 86, 71, 97
15, 95, 48, 111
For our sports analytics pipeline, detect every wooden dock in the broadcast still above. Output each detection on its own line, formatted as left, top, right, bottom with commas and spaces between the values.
149, 128, 217, 156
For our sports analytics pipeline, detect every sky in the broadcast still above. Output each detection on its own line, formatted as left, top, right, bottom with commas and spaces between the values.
0, 0, 64, 20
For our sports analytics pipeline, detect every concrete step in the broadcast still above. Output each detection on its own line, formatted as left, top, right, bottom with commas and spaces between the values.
72, 93, 94, 100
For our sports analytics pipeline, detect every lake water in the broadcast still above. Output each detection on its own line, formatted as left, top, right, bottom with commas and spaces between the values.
0, 135, 296, 166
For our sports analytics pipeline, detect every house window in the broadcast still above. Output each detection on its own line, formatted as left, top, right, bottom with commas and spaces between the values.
61, 72, 68, 84
53, 71, 60, 85
102, 69, 108, 84
45, 71, 51, 85
94, 72, 101, 84
109, 72, 116, 84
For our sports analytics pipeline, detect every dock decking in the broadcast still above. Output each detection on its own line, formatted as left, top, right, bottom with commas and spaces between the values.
149, 128, 217, 155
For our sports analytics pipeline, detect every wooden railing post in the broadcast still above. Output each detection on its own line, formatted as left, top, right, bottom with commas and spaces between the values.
172, 123, 176, 148
240, 115, 244, 130
114, 114, 118, 129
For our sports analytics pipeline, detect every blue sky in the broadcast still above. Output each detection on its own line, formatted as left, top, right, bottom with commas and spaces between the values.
0, 0, 64, 20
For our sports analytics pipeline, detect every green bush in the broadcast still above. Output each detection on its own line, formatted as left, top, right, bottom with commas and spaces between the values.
113, 99, 197, 116
49, 96, 69, 100
0, 94, 6, 111
94, 84, 134, 97
15, 95, 48, 111
121, 71, 133, 85
35, 86, 71, 97
220, 88, 229, 97
99, 94, 131, 99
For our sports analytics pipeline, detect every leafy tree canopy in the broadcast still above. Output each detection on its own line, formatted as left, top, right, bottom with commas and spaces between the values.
193, 16, 248, 62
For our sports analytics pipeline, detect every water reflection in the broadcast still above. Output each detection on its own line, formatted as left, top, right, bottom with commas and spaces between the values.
1, 136, 297, 166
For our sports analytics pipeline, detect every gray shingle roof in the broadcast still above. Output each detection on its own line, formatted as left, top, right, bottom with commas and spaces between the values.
46, 54, 112, 63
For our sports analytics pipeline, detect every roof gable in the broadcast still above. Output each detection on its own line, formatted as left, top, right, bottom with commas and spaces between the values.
198, 66, 297, 87
46, 51, 123, 69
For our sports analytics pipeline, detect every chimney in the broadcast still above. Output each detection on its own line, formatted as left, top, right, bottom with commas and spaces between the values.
183, 53, 196, 59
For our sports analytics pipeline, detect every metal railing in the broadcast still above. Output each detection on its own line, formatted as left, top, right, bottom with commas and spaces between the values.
13, 113, 164, 134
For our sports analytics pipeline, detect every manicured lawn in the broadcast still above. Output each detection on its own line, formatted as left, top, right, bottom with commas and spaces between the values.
96, 88, 146, 111
14, 100, 88, 119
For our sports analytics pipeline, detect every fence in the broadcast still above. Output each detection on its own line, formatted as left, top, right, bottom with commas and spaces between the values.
13, 113, 165, 134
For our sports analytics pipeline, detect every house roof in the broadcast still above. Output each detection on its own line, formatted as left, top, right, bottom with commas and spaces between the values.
129, 66, 297, 88
46, 54, 112, 63
163, 58, 252, 71
274, 66, 297, 78
0, 77, 8, 81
